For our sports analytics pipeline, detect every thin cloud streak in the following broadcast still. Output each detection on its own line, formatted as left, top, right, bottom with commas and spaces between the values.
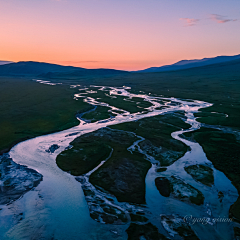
210, 14, 238, 24
180, 18, 200, 27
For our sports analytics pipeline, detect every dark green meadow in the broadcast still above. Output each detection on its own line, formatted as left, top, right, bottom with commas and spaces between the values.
81, 106, 116, 123
57, 128, 150, 204
0, 77, 92, 153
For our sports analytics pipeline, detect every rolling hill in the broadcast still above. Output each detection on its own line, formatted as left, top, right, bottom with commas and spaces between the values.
0, 61, 13, 65
138, 54, 240, 73
0, 61, 128, 77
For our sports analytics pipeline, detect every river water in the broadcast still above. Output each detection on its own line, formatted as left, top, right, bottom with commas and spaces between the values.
0, 86, 238, 239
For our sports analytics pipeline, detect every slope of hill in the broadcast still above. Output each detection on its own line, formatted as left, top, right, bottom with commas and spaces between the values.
0, 61, 127, 77
139, 54, 240, 73
0, 61, 80, 76
0, 61, 13, 65
39, 68, 128, 79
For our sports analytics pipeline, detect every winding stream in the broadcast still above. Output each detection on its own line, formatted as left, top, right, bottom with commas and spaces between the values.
0, 86, 238, 239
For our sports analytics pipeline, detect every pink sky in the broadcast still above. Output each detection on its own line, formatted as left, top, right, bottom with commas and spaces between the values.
0, 0, 239, 70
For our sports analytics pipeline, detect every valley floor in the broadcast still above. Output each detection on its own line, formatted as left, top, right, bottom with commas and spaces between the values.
1, 85, 239, 240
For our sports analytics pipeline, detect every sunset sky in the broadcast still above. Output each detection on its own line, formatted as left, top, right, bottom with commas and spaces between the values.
0, 0, 240, 70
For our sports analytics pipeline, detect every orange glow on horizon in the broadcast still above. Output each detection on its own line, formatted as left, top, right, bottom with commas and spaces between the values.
0, 0, 240, 71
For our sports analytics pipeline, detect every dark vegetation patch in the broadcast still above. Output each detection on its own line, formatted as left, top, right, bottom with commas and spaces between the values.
161, 215, 199, 240
126, 222, 168, 240
156, 167, 168, 173
184, 164, 214, 186
57, 128, 151, 204
195, 111, 227, 122
82, 90, 153, 113
90, 149, 151, 204
110, 113, 190, 166
155, 177, 171, 197
81, 106, 116, 122
155, 176, 204, 205
130, 97, 154, 109
195, 104, 240, 129
234, 227, 240, 240
130, 214, 148, 223
183, 128, 240, 221
56, 141, 112, 176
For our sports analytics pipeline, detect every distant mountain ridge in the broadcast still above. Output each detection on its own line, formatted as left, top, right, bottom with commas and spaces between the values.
138, 54, 240, 73
0, 61, 128, 77
1, 54, 240, 77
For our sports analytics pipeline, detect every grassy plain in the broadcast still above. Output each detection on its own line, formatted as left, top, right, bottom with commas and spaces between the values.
0, 77, 92, 153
